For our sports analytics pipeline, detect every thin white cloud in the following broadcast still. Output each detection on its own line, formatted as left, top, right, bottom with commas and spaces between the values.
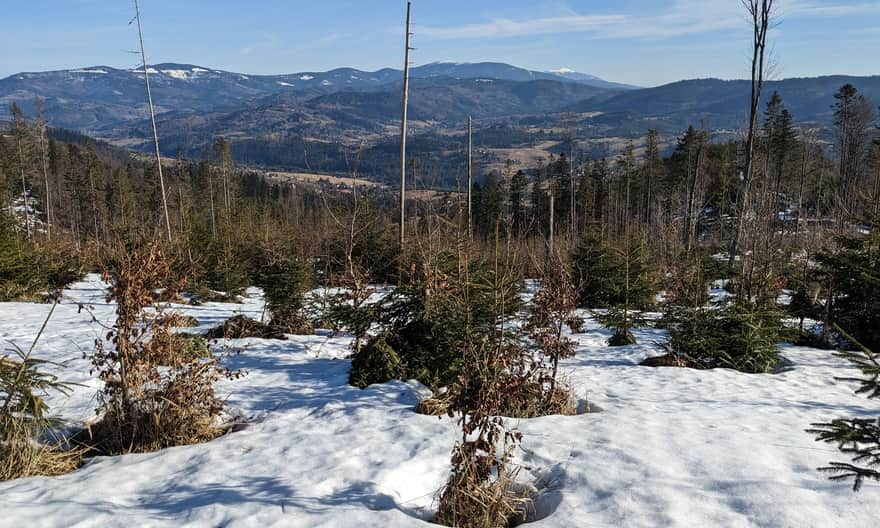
419, 0, 743, 41
419, 15, 625, 40
418, 0, 879, 42
782, 0, 880, 17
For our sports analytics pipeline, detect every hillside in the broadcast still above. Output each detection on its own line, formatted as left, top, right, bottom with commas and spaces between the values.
2, 62, 878, 187
572, 75, 880, 131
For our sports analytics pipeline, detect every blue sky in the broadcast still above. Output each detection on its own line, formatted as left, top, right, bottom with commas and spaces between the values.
1, 0, 878, 86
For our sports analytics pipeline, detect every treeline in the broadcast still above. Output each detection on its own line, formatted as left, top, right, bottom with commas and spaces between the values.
179, 125, 553, 189
2, 83, 878, 304
0, 106, 401, 300
471, 86, 879, 247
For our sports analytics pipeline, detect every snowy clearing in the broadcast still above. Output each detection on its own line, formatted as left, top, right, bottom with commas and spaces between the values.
0, 275, 876, 527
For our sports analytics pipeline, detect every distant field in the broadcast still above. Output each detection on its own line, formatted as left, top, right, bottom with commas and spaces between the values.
266, 171, 384, 188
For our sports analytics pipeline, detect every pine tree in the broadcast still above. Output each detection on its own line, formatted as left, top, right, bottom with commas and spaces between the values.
832, 84, 875, 221
508, 169, 528, 238
551, 153, 571, 236
809, 326, 880, 491
668, 298, 784, 373
476, 173, 501, 239
591, 158, 609, 226
571, 232, 655, 310
531, 159, 551, 238
642, 129, 665, 227
763, 92, 796, 231
601, 236, 651, 346
815, 231, 880, 351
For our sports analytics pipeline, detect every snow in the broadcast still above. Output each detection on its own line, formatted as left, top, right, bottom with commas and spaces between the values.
130, 68, 159, 75
550, 67, 575, 74
299, 75, 315, 81
321, 80, 333, 86
162, 69, 191, 80
276, 81, 295, 87
191, 67, 211, 73
0, 275, 877, 527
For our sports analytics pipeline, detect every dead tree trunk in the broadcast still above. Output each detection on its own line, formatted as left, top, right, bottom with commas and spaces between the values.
37, 117, 52, 241
398, 1, 412, 249
134, 0, 172, 242
467, 115, 473, 241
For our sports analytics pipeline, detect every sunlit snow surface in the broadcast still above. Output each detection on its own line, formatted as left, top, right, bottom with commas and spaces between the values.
0, 274, 876, 527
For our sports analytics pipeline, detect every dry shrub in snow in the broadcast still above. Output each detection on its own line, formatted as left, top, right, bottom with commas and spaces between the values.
83, 243, 231, 455
1, 303, 82, 480
435, 338, 530, 528
523, 255, 579, 416
436, 233, 534, 528
204, 314, 288, 340
530, 256, 581, 386
157, 314, 200, 327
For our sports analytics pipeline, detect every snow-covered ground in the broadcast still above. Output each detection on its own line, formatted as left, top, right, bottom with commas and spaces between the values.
0, 275, 876, 527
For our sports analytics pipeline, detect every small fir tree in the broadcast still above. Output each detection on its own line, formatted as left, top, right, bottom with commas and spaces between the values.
809, 326, 880, 491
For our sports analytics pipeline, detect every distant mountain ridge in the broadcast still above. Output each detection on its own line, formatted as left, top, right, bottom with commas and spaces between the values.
567, 75, 880, 132
0, 61, 633, 130
2, 61, 878, 186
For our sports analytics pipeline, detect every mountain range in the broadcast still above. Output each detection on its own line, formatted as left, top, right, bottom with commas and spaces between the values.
1, 61, 878, 183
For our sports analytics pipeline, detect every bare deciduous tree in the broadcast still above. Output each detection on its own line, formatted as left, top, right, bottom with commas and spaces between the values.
730, 0, 776, 270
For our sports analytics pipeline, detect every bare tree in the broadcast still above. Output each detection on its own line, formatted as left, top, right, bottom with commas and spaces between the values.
795, 127, 818, 236
730, 0, 776, 269
10, 104, 32, 239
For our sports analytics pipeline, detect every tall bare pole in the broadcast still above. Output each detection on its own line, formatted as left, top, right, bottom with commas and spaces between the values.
467, 115, 473, 240
549, 185, 555, 254
565, 112, 577, 237
36, 102, 52, 241
399, 0, 413, 248
134, 0, 172, 242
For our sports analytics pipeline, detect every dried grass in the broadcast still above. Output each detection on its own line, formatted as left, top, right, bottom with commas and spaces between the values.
420, 382, 578, 419
157, 314, 200, 328
500, 381, 578, 419
434, 444, 530, 528
204, 315, 287, 340
639, 352, 691, 368
417, 395, 453, 416
77, 358, 227, 455
0, 419, 83, 480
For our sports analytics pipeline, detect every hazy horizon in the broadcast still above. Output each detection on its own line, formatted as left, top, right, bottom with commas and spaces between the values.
2, 0, 879, 86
